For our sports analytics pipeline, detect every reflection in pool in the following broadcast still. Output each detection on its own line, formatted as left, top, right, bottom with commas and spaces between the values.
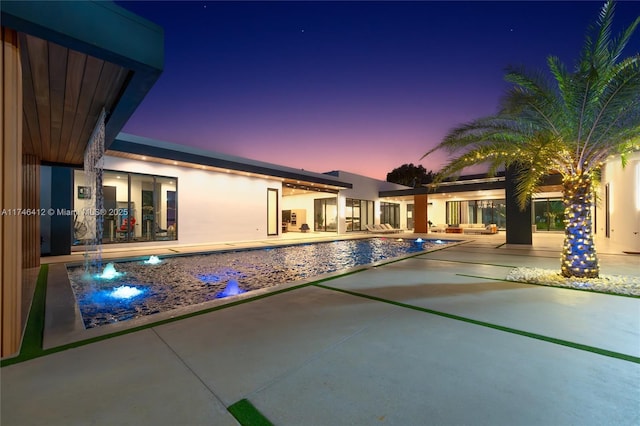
68, 238, 452, 328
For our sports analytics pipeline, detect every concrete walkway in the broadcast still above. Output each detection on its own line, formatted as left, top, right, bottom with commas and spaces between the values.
2, 234, 639, 425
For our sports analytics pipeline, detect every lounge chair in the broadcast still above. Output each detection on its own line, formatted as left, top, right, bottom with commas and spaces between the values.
373, 224, 395, 234
382, 223, 401, 233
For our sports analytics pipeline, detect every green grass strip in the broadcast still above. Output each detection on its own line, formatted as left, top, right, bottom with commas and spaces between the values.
1, 267, 368, 367
1, 281, 310, 367
19, 265, 49, 358
313, 283, 640, 364
228, 399, 274, 426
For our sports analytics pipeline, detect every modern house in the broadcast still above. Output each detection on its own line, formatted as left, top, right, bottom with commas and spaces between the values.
41, 133, 411, 251
2, 1, 638, 358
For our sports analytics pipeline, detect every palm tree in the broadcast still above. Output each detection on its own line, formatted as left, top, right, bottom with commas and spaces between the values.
423, 1, 639, 278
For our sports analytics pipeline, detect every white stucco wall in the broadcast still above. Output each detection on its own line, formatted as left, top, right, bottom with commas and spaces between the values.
103, 157, 282, 245
428, 197, 447, 226
599, 151, 640, 252
331, 171, 411, 231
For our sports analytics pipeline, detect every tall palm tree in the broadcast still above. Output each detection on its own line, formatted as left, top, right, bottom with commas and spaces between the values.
423, 1, 639, 278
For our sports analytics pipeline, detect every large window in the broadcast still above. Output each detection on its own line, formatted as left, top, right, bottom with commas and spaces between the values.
74, 170, 178, 244
346, 198, 374, 231
446, 199, 505, 229
380, 202, 400, 228
314, 197, 337, 231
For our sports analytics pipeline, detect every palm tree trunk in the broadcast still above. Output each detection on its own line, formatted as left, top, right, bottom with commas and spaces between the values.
561, 174, 599, 278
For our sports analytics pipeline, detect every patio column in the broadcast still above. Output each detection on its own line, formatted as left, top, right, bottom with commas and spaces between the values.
505, 165, 532, 244
414, 194, 428, 233
1, 26, 23, 357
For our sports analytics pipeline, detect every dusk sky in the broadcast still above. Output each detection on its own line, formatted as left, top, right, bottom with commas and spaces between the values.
117, 1, 640, 180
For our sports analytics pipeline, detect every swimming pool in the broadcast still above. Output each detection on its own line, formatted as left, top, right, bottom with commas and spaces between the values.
68, 237, 451, 328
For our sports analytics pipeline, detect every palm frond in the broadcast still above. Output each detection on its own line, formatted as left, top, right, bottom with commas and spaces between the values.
591, 0, 615, 68
608, 15, 640, 64
585, 56, 640, 147
500, 69, 565, 137
547, 56, 574, 112
423, 0, 639, 215
422, 116, 531, 159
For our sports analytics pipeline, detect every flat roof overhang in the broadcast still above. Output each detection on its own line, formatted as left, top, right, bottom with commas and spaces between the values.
379, 177, 506, 198
379, 172, 563, 198
2, 0, 164, 166
107, 133, 353, 193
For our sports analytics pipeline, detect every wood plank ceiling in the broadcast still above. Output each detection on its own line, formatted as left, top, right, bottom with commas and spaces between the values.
20, 33, 130, 166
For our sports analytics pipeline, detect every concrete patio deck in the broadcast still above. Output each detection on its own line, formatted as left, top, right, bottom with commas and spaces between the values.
2, 233, 639, 425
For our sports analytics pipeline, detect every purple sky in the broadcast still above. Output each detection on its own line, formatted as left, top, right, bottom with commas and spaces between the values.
117, 1, 640, 180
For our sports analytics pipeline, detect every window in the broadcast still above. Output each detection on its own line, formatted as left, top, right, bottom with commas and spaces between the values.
314, 197, 337, 231
346, 198, 374, 231
74, 170, 178, 244
380, 202, 400, 228
446, 199, 505, 228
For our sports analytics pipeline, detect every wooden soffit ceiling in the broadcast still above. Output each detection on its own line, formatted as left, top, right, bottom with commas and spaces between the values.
20, 33, 130, 166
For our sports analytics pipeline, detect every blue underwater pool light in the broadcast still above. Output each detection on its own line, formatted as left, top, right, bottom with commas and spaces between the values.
216, 279, 246, 298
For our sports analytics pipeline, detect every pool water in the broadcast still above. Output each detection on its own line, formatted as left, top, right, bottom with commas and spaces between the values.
68, 238, 449, 328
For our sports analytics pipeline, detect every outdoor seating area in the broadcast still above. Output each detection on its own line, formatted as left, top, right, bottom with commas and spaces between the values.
431, 223, 498, 235
463, 224, 498, 234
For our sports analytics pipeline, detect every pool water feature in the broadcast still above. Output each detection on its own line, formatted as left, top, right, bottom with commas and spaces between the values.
97, 262, 123, 280
68, 238, 451, 328
216, 279, 245, 298
144, 255, 162, 265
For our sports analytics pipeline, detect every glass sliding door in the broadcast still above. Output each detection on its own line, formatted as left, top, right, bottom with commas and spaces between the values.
345, 198, 373, 231
478, 199, 505, 228
157, 176, 177, 240
346, 198, 357, 231
133, 174, 179, 241
365, 200, 374, 229
352, 199, 361, 231
380, 202, 400, 228
447, 199, 506, 228
407, 204, 414, 230
314, 197, 337, 232
533, 198, 563, 231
